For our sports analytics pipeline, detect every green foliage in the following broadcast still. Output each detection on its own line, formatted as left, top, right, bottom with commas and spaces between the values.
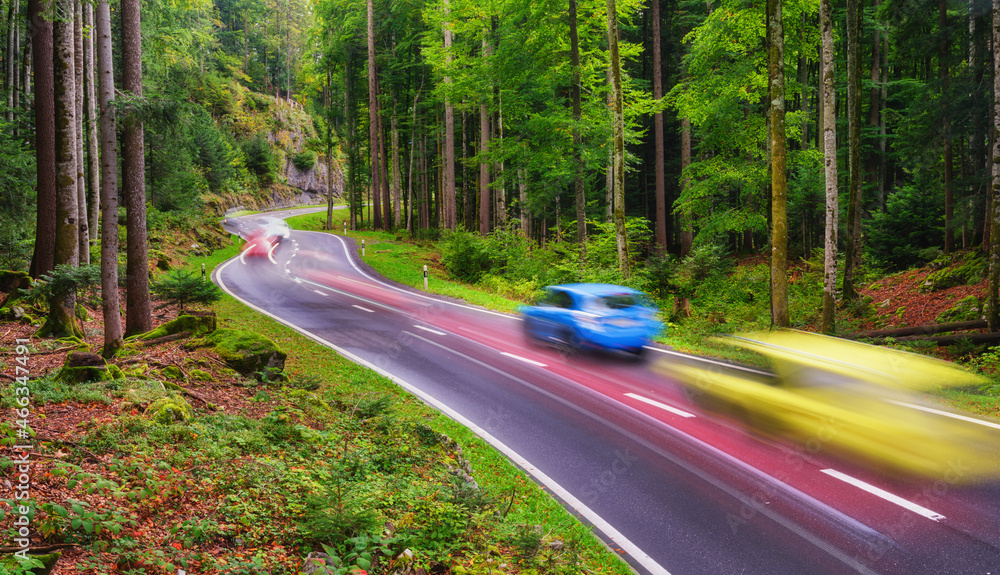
441, 229, 492, 283
0, 215, 34, 271
193, 119, 237, 193
865, 180, 944, 272
292, 150, 317, 172
241, 134, 277, 184
20, 264, 101, 308
151, 269, 223, 313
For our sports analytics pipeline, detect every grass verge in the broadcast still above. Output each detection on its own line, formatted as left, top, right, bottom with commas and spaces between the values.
199, 239, 636, 573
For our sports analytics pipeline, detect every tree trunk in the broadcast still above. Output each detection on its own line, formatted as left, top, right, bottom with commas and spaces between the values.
5, 0, 18, 122
96, 0, 121, 357
84, 1, 100, 251
941, 0, 954, 254
680, 117, 693, 257
74, 0, 89, 265
29, 0, 56, 280
570, 0, 586, 257
443, 0, 456, 231
494, 96, 505, 227
842, 0, 863, 302
325, 65, 334, 231
519, 168, 529, 235
988, 0, 1000, 330
651, 0, 666, 252
377, 80, 391, 229
367, 0, 382, 230
407, 86, 421, 232
392, 115, 401, 227
46, 0, 82, 339
479, 96, 490, 235
605, 66, 614, 223
607, 0, 629, 277
122, 0, 151, 336
820, 0, 838, 334
768, 0, 789, 327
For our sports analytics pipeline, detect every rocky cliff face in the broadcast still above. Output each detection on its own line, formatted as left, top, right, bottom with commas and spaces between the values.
284, 155, 344, 198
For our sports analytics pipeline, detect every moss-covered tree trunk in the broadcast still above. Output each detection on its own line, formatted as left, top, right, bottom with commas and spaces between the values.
842, 0, 863, 302
44, 0, 83, 339
607, 0, 629, 277
768, 0, 789, 328
987, 0, 1000, 330
570, 0, 587, 261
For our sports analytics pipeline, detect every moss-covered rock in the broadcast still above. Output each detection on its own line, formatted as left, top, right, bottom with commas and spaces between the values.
106, 364, 125, 380
133, 313, 217, 341
0, 551, 61, 574
56, 352, 110, 384
122, 380, 167, 411
186, 328, 286, 379
189, 368, 213, 381
162, 365, 184, 380
936, 295, 983, 323
921, 254, 987, 292
145, 395, 194, 424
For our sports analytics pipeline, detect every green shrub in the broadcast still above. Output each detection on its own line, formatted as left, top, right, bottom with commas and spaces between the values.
241, 134, 276, 184
441, 229, 492, 283
292, 150, 317, 172
151, 269, 223, 314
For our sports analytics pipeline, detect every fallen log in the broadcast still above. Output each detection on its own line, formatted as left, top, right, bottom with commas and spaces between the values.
847, 320, 987, 339
137, 330, 192, 347
889, 332, 1000, 346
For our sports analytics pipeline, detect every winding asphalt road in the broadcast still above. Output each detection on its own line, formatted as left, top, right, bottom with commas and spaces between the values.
216, 209, 1000, 575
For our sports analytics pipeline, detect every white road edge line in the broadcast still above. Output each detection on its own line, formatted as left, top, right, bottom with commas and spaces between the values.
624, 393, 696, 418
413, 325, 447, 336
886, 400, 1000, 431
820, 469, 946, 522
500, 352, 547, 368
353, 304, 375, 313
213, 256, 673, 575
645, 347, 773, 377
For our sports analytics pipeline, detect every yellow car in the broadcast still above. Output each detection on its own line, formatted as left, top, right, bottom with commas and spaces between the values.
660, 330, 1000, 483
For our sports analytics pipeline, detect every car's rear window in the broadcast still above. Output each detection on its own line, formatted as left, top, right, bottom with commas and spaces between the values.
596, 293, 647, 309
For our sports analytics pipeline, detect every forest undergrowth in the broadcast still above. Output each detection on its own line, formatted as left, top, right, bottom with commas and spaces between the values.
4, 210, 1000, 575
0, 225, 634, 575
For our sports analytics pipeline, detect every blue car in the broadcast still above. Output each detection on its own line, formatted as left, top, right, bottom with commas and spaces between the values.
520, 283, 663, 357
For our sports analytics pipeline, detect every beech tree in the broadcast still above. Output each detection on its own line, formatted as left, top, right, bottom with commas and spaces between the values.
767, 0, 789, 327
819, 0, 837, 334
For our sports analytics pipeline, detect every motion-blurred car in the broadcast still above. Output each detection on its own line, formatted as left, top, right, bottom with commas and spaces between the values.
659, 330, 1000, 482
240, 217, 289, 261
520, 283, 662, 357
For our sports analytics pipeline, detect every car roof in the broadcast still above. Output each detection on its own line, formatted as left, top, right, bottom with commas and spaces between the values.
549, 283, 642, 296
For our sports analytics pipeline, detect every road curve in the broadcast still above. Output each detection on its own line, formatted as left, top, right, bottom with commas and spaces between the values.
215, 210, 1000, 575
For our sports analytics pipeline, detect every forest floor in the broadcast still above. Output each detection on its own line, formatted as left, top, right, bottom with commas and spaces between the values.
3, 241, 999, 574
857, 270, 987, 332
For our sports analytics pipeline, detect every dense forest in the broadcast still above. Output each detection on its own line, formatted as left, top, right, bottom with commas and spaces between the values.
4, 0, 1000, 340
